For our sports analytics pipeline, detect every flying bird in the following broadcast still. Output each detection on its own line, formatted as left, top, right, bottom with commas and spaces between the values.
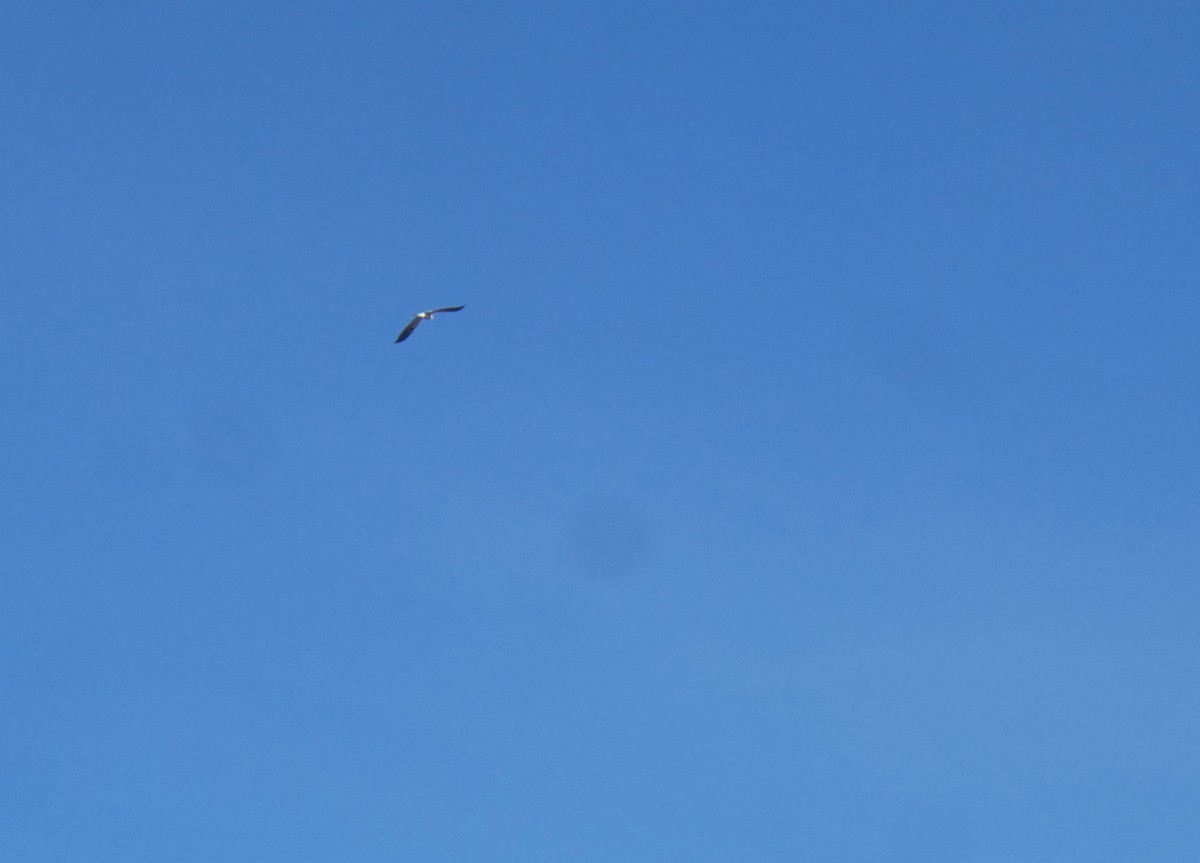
394, 305, 466, 343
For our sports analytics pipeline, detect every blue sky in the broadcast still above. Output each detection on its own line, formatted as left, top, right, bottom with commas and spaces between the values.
3, 1, 1198, 859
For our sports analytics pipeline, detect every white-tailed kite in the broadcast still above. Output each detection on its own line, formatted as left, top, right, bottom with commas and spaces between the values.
394, 305, 466, 343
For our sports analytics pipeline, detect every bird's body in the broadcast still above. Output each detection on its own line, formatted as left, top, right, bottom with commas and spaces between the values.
395, 305, 465, 343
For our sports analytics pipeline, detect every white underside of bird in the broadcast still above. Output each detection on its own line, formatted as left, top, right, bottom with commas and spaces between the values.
395, 305, 466, 343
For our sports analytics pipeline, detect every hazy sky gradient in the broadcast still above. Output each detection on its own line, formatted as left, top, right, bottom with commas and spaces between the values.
4, 1, 1198, 859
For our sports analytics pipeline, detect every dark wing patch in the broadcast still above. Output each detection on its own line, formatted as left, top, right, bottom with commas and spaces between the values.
430, 305, 465, 314
394, 317, 421, 343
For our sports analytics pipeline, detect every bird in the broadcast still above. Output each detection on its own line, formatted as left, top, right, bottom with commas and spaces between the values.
394, 305, 466, 343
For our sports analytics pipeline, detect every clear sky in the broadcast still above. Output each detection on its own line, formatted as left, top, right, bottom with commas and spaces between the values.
3, 1, 1198, 859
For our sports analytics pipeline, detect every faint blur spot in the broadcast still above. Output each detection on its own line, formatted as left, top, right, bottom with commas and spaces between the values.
865, 300, 973, 406
568, 498, 655, 580
187, 400, 277, 483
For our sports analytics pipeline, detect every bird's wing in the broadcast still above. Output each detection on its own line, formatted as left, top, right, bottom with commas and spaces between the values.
394, 317, 421, 343
430, 305, 465, 314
